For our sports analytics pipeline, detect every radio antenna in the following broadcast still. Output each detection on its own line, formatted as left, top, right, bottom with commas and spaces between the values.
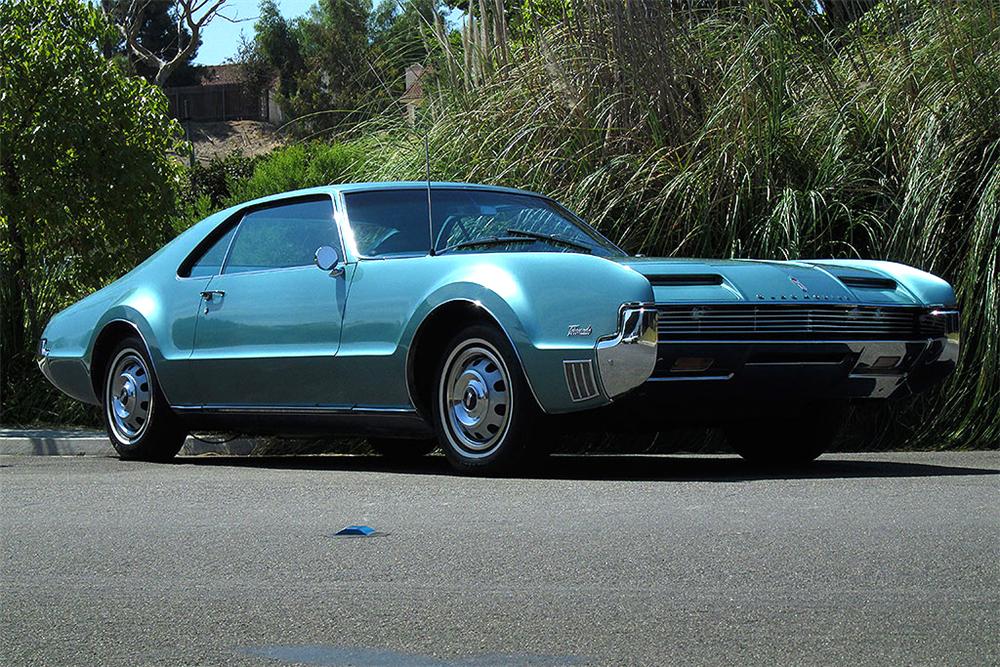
425, 132, 435, 256
361, 58, 436, 254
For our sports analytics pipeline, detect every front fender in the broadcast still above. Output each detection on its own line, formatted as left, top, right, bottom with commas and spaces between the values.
407, 254, 654, 413
806, 260, 957, 306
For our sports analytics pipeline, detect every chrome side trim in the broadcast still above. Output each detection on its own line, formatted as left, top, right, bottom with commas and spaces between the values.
595, 302, 658, 399
652, 338, 942, 344
170, 404, 417, 415
647, 374, 735, 383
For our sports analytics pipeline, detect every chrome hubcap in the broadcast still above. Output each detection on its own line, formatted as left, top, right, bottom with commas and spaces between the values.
441, 341, 512, 455
107, 352, 151, 443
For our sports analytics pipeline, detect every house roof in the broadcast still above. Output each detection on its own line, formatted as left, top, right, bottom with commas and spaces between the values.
195, 64, 247, 86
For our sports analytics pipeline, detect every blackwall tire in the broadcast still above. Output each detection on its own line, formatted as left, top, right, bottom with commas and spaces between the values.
433, 324, 539, 474
102, 336, 186, 462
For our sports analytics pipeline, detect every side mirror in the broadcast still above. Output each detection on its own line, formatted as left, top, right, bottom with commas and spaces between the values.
314, 245, 342, 274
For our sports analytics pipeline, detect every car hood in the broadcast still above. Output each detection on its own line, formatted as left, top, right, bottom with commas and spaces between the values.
609, 257, 924, 306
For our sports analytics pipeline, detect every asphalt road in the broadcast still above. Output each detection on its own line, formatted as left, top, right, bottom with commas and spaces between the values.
2, 452, 998, 666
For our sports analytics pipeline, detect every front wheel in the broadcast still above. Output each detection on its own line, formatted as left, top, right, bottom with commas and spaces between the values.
724, 403, 846, 465
433, 325, 539, 474
102, 336, 187, 461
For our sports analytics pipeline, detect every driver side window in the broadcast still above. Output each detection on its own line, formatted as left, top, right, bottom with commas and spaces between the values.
224, 198, 338, 274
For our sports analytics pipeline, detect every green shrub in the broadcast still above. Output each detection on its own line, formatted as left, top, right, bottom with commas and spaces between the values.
226, 142, 367, 205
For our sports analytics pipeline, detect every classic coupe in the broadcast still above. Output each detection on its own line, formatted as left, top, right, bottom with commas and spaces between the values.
38, 182, 960, 472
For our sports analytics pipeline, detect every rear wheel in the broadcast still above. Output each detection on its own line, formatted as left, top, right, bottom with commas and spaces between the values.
724, 403, 846, 465
368, 437, 437, 461
102, 336, 186, 461
433, 325, 538, 474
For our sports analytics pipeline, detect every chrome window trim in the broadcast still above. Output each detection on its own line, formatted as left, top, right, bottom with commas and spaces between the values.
220, 193, 344, 276
176, 192, 346, 280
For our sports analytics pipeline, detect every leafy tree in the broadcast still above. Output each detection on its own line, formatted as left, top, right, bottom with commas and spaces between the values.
0, 0, 183, 423
244, 0, 415, 133
253, 0, 305, 99
290, 0, 375, 127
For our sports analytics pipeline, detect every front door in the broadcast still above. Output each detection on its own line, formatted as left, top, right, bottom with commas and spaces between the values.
190, 196, 349, 408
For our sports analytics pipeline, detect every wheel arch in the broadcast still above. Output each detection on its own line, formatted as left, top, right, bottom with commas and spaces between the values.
88, 319, 154, 402
406, 299, 543, 419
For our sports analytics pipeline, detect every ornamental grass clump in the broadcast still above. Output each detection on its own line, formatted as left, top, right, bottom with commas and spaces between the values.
346, 0, 998, 449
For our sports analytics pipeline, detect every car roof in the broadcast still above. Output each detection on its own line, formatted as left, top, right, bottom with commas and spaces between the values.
238, 182, 549, 208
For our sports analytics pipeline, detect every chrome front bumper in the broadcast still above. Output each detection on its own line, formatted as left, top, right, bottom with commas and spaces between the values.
595, 303, 659, 398
590, 303, 958, 403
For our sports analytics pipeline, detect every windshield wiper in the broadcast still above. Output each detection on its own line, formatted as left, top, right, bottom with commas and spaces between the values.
504, 228, 593, 253
435, 236, 537, 254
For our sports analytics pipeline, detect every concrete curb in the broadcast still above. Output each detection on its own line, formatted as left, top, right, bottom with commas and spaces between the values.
0, 429, 254, 456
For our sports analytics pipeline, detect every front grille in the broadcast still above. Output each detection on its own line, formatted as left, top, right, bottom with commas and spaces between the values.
656, 304, 939, 341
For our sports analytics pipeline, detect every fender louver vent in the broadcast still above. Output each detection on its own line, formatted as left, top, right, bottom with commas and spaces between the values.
648, 274, 724, 286
564, 360, 599, 402
838, 276, 897, 290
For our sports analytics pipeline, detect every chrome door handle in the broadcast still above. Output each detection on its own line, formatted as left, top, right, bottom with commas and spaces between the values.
200, 290, 225, 301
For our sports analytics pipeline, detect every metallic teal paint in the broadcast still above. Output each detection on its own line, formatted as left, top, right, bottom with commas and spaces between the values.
38, 182, 959, 424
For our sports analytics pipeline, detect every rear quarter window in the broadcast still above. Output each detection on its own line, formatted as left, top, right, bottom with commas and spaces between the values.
178, 222, 238, 278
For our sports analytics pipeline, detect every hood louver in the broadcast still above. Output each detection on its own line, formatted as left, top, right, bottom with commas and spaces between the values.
647, 274, 724, 287
838, 276, 897, 290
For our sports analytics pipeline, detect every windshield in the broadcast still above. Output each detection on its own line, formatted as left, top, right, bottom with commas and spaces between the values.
342, 188, 623, 258
432, 189, 622, 257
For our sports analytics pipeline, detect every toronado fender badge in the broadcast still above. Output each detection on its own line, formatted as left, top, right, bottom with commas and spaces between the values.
567, 324, 593, 337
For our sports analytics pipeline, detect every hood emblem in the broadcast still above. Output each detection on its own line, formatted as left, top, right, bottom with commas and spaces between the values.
789, 276, 809, 294
567, 324, 592, 337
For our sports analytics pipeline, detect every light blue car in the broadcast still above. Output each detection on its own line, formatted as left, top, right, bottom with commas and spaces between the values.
38, 182, 960, 472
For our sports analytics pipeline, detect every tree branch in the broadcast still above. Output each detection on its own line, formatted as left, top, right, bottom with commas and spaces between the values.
113, 0, 231, 86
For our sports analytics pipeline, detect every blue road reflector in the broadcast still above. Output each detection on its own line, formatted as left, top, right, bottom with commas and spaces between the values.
335, 525, 375, 536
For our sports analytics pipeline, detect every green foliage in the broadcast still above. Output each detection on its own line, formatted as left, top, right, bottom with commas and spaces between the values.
250, 0, 380, 133
241, 0, 446, 135
226, 142, 366, 204
253, 0, 305, 99
0, 0, 183, 424
370, 0, 441, 88
186, 152, 260, 209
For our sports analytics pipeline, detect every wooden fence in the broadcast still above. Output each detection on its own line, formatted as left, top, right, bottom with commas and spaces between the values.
165, 84, 268, 122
